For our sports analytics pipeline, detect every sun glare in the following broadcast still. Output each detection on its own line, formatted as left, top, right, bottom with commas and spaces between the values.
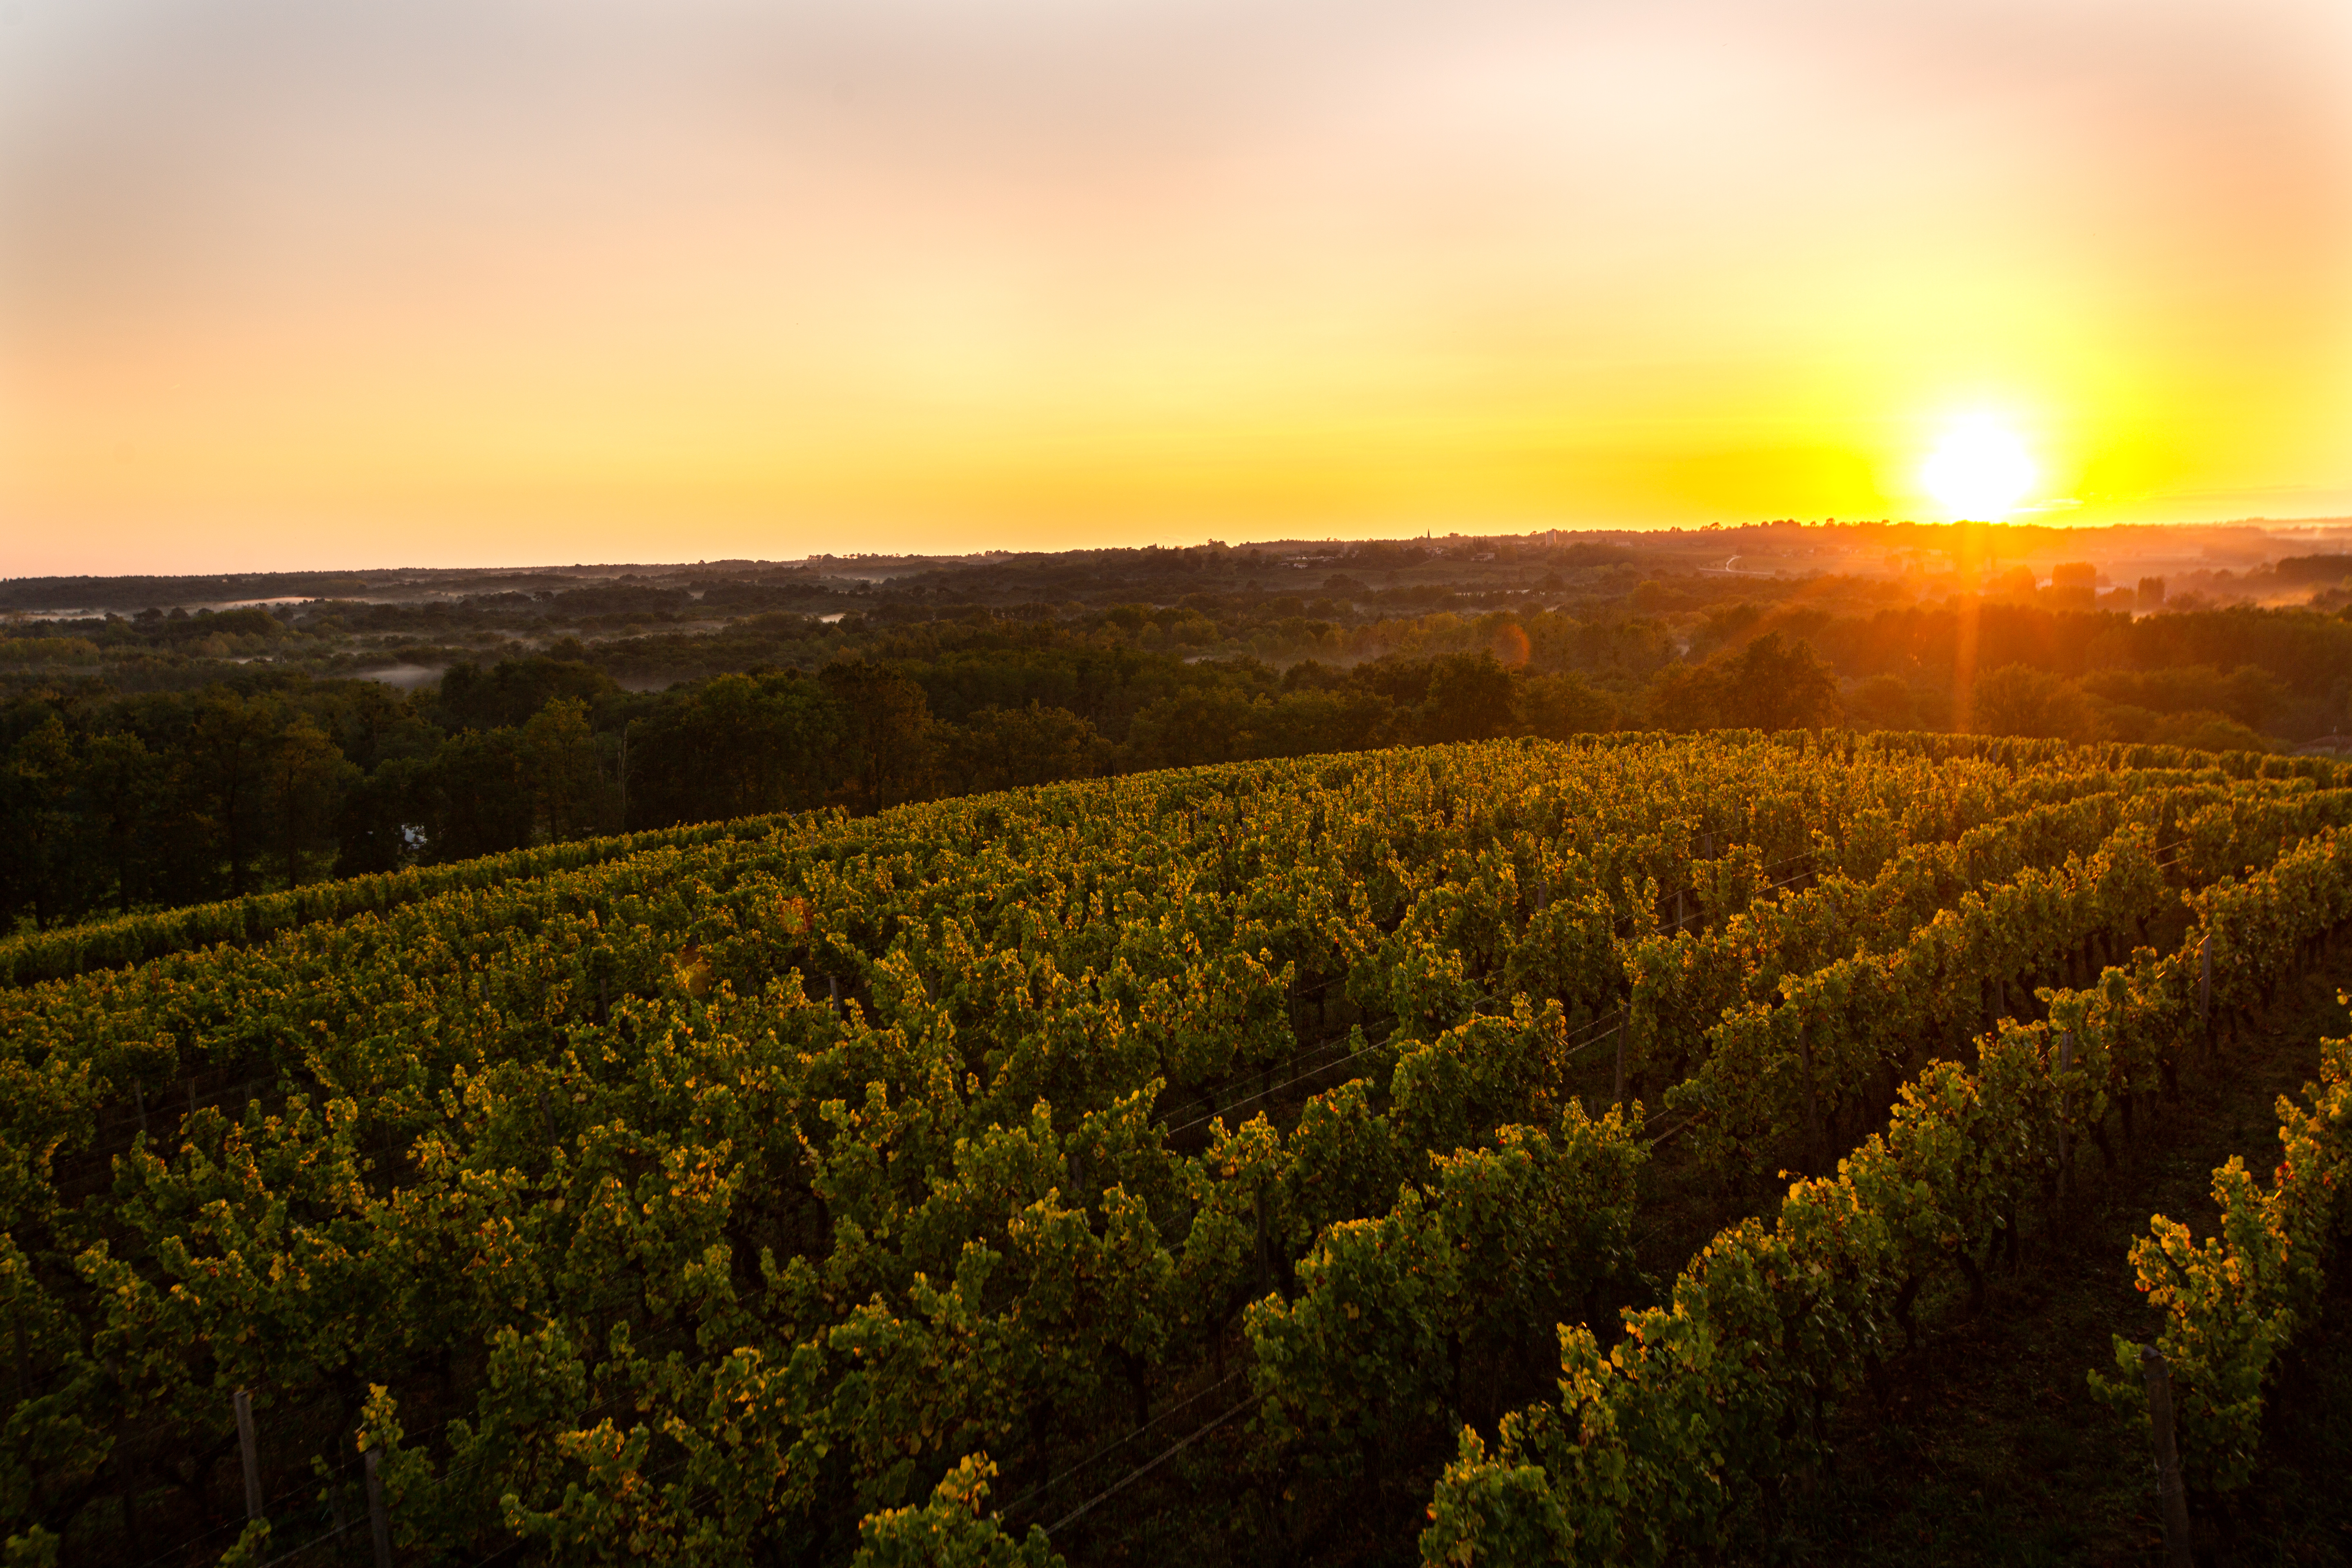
1920, 415, 2038, 519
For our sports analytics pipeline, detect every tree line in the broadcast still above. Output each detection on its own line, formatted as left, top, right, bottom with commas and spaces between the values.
9, 589, 2348, 936
0, 636, 1662, 933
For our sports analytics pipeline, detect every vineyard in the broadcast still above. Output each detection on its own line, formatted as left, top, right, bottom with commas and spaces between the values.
4, 729, 2351, 1565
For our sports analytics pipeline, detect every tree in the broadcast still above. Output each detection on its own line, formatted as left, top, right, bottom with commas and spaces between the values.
1846, 673, 1919, 732
820, 661, 936, 813
78, 730, 159, 913
1645, 660, 1715, 731
1123, 688, 1263, 769
337, 755, 425, 876
184, 690, 280, 896
417, 726, 534, 860
938, 703, 1109, 793
1721, 633, 1842, 731
0, 714, 92, 929
323, 682, 441, 875
627, 672, 842, 828
1972, 664, 2099, 741
437, 656, 617, 733
1648, 633, 1842, 733
1417, 654, 1515, 743
521, 698, 611, 843
1253, 688, 1392, 756
262, 716, 353, 889
1515, 671, 1617, 739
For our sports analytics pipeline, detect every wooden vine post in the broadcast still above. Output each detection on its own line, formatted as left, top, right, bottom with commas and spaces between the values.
366, 1447, 394, 1568
2139, 1344, 2194, 1568
2053, 1031, 2074, 1197
2198, 933, 2212, 1038
1798, 1022, 1821, 1167
234, 1388, 263, 1521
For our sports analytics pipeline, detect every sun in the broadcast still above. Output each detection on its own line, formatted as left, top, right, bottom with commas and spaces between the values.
1920, 415, 2038, 519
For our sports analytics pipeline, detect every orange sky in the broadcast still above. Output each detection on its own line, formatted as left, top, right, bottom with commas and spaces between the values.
4, 0, 2350, 573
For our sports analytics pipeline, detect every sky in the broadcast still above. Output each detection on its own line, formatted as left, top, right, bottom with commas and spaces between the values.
2, 0, 2349, 575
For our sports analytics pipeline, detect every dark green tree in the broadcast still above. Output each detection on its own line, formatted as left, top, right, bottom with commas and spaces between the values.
417, 726, 534, 860
1649, 633, 1842, 733
521, 698, 612, 843
184, 689, 281, 895
820, 661, 936, 813
262, 716, 355, 889
938, 702, 1109, 793
0, 714, 91, 928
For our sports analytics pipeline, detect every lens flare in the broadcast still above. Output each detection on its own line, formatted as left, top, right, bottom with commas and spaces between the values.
1921, 416, 2038, 519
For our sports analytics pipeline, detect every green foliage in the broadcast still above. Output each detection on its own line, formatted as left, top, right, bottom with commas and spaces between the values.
1420, 820, 2352, 1564
1, 732, 2345, 1562
1973, 664, 2100, 742
851, 1457, 1063, 1568
2091, 1026, 2352, 1493
1648, 633, 1843, 733
1250, 1107, 1643, 1486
